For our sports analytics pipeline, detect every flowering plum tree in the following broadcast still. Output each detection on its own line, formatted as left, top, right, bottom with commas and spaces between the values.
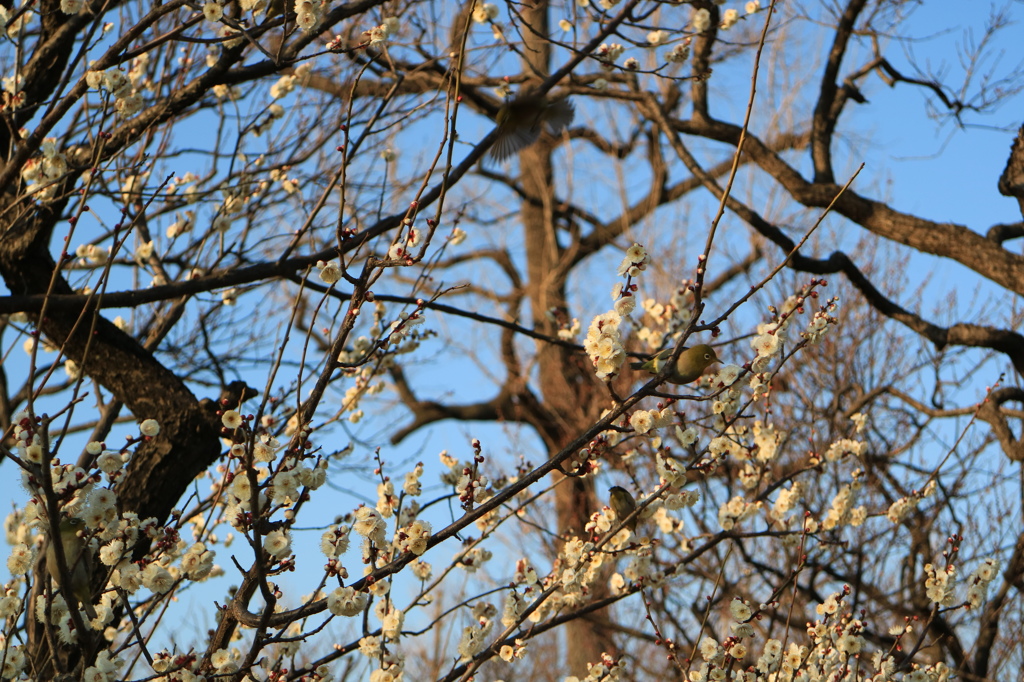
1, 0, 1023, 680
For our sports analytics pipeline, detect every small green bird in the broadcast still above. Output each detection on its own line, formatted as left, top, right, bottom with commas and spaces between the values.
262, 0, 288, 22
608, 486, 638, 534
631, 344, 720, 385
490, 90, 574, 161
46, 517, 97, 620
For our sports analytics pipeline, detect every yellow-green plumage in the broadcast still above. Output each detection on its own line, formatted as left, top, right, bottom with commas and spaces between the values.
631, 344, 720, 385
263, 0, 287, 20
46, 517, 97, 621
490, 92, 574, 161
609, 486, 638, 533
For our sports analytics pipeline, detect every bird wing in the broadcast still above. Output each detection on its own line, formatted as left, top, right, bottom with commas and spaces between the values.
543, 98, 574, 133
490, 126, 542, 161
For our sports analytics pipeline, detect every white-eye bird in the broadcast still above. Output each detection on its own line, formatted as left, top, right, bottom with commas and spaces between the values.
46, 516, 97, 620
631, 344, 720, 385
490, 90, 574, 161
609, 486, 639, 533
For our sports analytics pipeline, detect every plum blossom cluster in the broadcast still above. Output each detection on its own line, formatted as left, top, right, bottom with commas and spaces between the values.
455, 545, 493, 573
20, 138, 69, 202
327, 585, 368, 616
218, 414, 329, 553
583, 311, 625, 380
665, 40, 691, 63
376, 596, 404, 638
85, 61, 146, 117
803, 296, 840, 343
353, 505, 388, 562
684, 587, 953, 682
923, 560, 957, 607
823, 437, 865, 463
79, 651, 125, 682
887, 479, 938, 524
472, 2, 499, 22
270, 73, 299, 100
594, 42, 626, 68
611, 243, 648, 316
717, 495, 763, 531
635, 280, 696, 352
706, 363, 745, 425
720, 8, 740, 30
965, 557, 999, 608
437, 444, 493, 515
11, 465, 224, 644
748, 282, 835, 399
563, 653, 627, 682
365, 17, 399, 45
387, 221, 423, 262
586, 497, 623, 536
771, 480, 804, 521
655, 448, 697, 488
821, 470, 867, 531
692, 7, 711, 32
202, 0, 225, 22
616, 243, 649, 278
585, 244, 647, 382
318, 259, 342, 284
715, 419, 786, 491
393, 519, 431, 556
292, 0, 326, 32
0, 635, 28, 679
493, 537, 625, 650
454, 602, 497, 661
626, 406, 673, 435
386, 308, 427, 348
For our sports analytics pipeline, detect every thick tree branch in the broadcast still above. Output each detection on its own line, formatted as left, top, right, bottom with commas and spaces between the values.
810, 0, 868, 184
675, 116, 1024, 298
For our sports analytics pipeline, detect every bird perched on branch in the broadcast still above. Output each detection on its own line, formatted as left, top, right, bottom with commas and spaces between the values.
263, 0, 288, 21
609, 486, 639, 534
47, 516, 98, 621
631, 344, 720, 385
489, 89, 574, 161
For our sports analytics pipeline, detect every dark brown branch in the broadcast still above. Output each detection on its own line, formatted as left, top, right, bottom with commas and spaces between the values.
675, 116, 1024, 299
575, 130, 809, 263
655, 113, 1024, 376
986, 222, 1024, 244
998, 123, 1024, 217
688, 0, 719, 122
810, 0, 868, 184
976, 387, 1024, 462
388, 364, 519, 444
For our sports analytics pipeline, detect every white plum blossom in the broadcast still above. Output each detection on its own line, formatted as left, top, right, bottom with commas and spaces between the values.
629, 410, 654, 434
692, 8, 711, 32
617, 243, 649, 277
328, 586, 368, 616
318, 260, 341, 284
